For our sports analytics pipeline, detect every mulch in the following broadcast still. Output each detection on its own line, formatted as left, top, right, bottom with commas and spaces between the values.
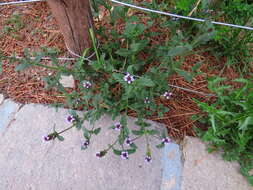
0, 1, 242, 139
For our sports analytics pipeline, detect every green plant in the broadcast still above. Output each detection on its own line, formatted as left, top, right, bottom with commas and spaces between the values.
196, 76, 253, 186
0, 12, 24, 39
0, 0, 218, 162
211, 0, 253, 71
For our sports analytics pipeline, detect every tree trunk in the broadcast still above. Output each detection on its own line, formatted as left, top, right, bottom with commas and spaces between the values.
47, 0, 93, 56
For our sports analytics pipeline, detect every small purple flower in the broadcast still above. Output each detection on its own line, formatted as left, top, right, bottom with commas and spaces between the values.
163, 91, 172, 100
162, 137, 171, 144
96, 150, 107, 158
144, 97, 150, 104
121, 151, 129, 160
114, 122, 122, 131
96, 152, 102, 158
83, 81, 92, 89
124, 73, 135, 84
145, 155, 152, 163
82, 140, 90, 148
125, 137, 133, 146
43, 135, 51, 142
67, 115, 75, 123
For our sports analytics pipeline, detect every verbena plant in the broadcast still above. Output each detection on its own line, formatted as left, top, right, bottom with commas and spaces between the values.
196, 76, 253, 185
0, 0, 215, 162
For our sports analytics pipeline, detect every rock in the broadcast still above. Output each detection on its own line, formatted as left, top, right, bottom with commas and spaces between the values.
0, 103, 181, 190
181, 137, 253, 190
59, 75, 75, 88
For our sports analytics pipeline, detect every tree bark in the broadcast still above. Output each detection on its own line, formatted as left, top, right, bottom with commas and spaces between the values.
47, 0, 93, 56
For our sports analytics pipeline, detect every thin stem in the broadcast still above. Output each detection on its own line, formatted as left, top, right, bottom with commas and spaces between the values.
57, 125, 75, 135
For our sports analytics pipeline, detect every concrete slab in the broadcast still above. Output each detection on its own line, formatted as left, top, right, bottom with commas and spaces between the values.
181, 137, 253, 190
0, 99, 21, 132
0, 103, 181, 190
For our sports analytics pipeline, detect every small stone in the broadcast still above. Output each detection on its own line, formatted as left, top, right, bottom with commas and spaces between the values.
59, 75, 75, 88
0, 94, 4, 104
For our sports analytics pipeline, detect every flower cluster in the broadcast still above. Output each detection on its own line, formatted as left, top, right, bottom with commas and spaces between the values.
124, 73, 135, 84
163, 91, 172, 100
83, 81, 92, 89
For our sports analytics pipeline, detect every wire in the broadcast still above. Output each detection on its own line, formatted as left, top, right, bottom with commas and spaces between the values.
0, 0, 45, 6
1, 0, 253, 31
110, 0, 253, 31
168, 84, 216, 97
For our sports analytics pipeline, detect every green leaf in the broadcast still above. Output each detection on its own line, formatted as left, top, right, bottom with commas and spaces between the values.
147, 129, 159, 135
175, 69, 193, 83
210, 115, 216, 132
15, 63, 31, 71
167, 45, 192, 57
137, 77, 155, 87
132, 130, 144, 135
0, 61, 2, 74
127, 149, 136, 154
156, 143, 165, 149
115, 48, 132, 57
113, 149, 122, 156
57, 135, 64, 141
239, 117, 253, 130
93, 128, 101, 135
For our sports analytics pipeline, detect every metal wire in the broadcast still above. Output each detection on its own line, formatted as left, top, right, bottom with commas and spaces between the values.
111, 0, 253, 31
1, 0, 253, 31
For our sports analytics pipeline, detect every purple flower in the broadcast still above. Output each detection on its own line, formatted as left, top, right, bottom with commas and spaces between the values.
114, 122, 122, 131
43, 135, 51, 142
144, 97, 150, 104
82, 140, 90, 148
83, 81, 92, 89
125, 137, 133, 146
145, 155, 152, 163
162, 137, 171, 144
121, 151, 129, 160
163, 91, 172, 100
96, 150, 107, 158
124, 73, 135, 84
67, 115, 75, 123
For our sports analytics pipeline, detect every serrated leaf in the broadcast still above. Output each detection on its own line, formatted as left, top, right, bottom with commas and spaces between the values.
167, 45, 192, 57
15, 63, 31, 71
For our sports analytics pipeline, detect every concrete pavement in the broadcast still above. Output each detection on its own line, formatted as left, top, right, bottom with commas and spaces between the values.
0, 96, 252, 190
